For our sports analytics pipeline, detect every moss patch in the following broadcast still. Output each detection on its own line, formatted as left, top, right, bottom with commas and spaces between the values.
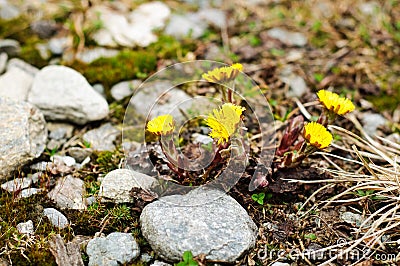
0, 193, 62, 265
0, 16, 49, 67
67, 50, 157, 96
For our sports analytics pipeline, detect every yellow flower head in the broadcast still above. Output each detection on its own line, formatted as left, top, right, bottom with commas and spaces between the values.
206, 103, 245, 145
303, 122, 333, 149
317, 90, 355, 115
147, 114, 175, 136
202, 63, 243, 83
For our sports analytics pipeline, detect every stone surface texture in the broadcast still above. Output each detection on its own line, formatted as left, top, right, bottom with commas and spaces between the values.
86, 232, 140, 266
27, 65, 109, 124
0, 98, 47, 180
140, 188, 257, 262
99, 169, 157, 203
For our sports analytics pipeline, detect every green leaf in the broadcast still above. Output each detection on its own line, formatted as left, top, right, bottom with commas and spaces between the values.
305, 233, 317, 240
182, 251, 193, 262
356, 190, 366, 196
252, 193, 265, 205
314, 73, 324, 83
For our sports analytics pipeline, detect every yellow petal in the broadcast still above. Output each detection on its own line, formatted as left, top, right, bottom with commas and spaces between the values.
304, 122, 333, 149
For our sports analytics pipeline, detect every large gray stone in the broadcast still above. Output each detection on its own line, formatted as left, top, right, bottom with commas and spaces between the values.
0, 98, 47, 180
82, 123, 119, 151
128, 80, 206, 122
99, 169, 157, 203
47, 175, 86, 210
27, 65, 109, 125
86, 232, 140, 266
91, 2, 170, 48
0, 67, 34, 101
140, 188, 257, 263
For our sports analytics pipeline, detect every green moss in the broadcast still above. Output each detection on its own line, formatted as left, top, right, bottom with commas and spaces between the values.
68, 50, 157, 96
0, 16, 49, 67
0, 16, 30, 40
0, 192, 66, 265
109, 101, 128, 123
94, 149, 124, 173
19, 44, 49, 68
67, 35, 196, 97
366, 91, 400, 112
147, 35, 196, 58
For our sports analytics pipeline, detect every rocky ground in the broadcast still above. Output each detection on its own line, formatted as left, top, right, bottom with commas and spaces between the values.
0, 0, 399, 265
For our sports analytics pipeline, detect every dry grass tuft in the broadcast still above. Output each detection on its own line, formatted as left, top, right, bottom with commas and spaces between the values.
286, 114, 400, 265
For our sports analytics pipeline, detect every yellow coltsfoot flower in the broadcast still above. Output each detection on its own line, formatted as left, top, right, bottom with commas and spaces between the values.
303, 122, 333, 149
202, 63, 243, 83
317, 90, 355, 115
206, 103, 245, 145
147, 114, 175, 136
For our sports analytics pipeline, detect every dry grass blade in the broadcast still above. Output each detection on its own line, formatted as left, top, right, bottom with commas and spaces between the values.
291, 119, 400, 264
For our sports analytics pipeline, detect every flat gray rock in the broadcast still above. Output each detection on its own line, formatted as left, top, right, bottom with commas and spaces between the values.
0, 1, 20, 20
86, 232, 140, 266
128, 80, 208, 123
47, 122, 74, 140
99, 169, 157, 203
30, 20, 58, 39
76, 47, 119, 64
197, 8, 226, 28
47, 175, 86, 210
91, 2, 170, 47
0, 39, 20, 56
279, 66, 308, 98
82, 123, 119, 151
43, 208, 69, 229
151, 261, 172, 266
48, 37, 69, 55
165, 14, 207, 39
140, 188, 257, 263
17, 220, 34, 235
267, 28, 307, 47
67, 147, 93, 163
17, 188, 43, 199
27, 65, 109, 125
7, 58, 39, 76
51, 155, 77, 167
110, 80, 141, 101
0, 98, 47, 181
0, 67, 34, 101
1, 177, 32, 192
361, 112, 387, 136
